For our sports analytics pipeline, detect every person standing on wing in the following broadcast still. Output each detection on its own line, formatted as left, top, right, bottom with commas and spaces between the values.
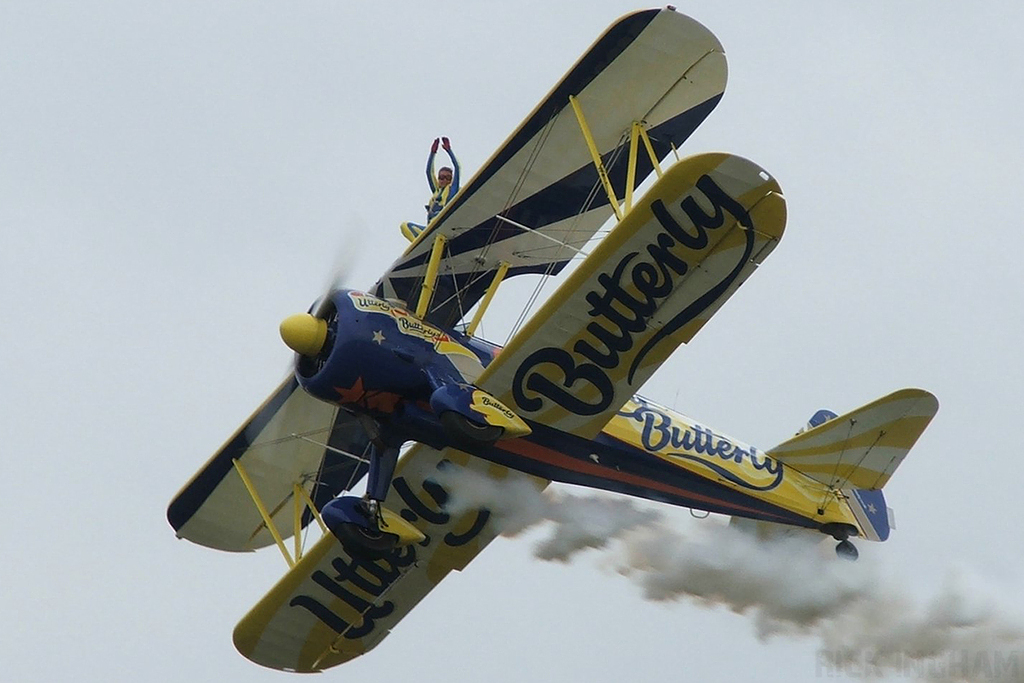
425, 137, 460, 221
401, 137, 461, 242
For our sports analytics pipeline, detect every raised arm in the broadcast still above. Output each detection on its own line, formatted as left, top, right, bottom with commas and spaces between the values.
441, 137, 460, 194
425, 138, 440, 192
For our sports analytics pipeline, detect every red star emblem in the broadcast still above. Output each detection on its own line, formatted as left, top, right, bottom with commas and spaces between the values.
333, 377, 401, 414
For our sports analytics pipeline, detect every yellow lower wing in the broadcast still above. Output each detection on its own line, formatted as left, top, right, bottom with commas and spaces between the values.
232, 446, 544, 672
477, 152, 787, 439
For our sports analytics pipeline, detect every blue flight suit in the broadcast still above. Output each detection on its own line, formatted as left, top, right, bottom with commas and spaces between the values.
401, 143, 461, 242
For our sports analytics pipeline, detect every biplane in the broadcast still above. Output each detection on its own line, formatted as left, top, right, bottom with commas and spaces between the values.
167, 8, 938, 673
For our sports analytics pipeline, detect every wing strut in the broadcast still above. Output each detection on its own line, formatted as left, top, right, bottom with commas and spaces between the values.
466, 260, 509, 336
233, 458, 296, 567
569, 95, 622, 221
293, 482, 328, 559
625, 121, 666, 210
416, 233, 448, 318
231, 458, 330, 567
570, 95, 667, 217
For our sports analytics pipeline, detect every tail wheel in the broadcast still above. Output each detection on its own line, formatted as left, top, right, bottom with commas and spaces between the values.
835, 539, 859, 561
440, 411, 503, 448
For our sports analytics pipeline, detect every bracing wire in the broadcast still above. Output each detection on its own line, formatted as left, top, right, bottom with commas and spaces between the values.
504, 133, 632, 345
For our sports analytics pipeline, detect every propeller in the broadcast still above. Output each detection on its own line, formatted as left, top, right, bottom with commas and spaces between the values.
281, 228, 366, 372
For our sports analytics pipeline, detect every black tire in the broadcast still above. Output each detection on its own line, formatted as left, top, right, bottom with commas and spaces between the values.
440, 411, 503, 448
835, 539, 859, 561
333, 521, 398, 558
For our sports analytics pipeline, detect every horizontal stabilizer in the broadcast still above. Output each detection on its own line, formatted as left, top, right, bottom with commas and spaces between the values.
767, 389, 939, 490
167, 378, 368, 552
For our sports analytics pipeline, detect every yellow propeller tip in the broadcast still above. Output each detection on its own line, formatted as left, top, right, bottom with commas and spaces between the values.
280, 314, 328, 356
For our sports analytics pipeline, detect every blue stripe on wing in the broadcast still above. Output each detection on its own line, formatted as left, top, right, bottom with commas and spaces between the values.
166, 379, 370, 533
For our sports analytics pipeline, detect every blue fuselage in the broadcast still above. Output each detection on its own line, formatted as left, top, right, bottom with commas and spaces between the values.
294, 289, 817, 529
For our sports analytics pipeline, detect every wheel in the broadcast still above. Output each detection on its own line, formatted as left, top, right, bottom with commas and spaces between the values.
332, 520, 399, 558
835, 539, 859, 561
321, 497, 400, 558
440, 411, 503, 448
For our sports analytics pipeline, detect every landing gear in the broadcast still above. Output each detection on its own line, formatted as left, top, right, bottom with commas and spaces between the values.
322, 496, 397, 556
835, 539, 859, 561
321, 495, 426, 556
318, 416, 419, 556
820, 522, 859, 562
364, 436, 400, 506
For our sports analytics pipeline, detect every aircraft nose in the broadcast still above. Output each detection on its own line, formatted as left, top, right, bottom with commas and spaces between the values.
279, 313, 327, 356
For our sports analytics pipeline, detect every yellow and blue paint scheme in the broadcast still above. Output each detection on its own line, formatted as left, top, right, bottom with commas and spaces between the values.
274, 142, 933, 547
375, 8, 727, 328
482, 396, 881, 540
168, 7, 938, 673
178, 146, 932, 672
277, 285, 891, 543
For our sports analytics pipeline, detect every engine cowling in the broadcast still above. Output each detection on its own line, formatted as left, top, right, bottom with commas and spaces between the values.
279, 290, 496, 420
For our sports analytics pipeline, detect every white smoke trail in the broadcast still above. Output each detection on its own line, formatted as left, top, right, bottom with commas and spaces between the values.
439, 469, 1024, 682
436, 466, 658, 559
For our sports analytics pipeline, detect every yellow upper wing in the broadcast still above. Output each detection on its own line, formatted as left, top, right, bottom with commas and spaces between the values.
477, 152, 787, 439
374, 8, 728, 328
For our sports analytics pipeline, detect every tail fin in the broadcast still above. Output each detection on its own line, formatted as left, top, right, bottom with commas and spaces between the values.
797, 409, 838, 435
767, 388, 938, 490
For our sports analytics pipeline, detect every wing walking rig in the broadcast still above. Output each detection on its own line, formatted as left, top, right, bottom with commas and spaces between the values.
167, 8, 938, 673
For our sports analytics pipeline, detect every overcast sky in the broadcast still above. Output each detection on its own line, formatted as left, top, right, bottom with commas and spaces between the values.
3, 1, 1023, 681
